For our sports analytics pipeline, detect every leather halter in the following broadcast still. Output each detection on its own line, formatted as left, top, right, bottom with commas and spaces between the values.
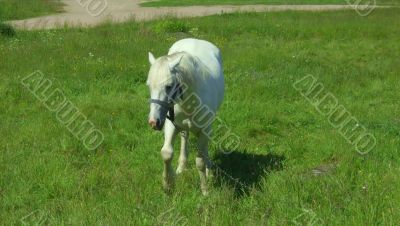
148, 98, 175, 121
148, 84, 182, 122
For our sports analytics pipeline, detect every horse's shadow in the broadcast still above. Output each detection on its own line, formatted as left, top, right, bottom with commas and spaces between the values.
211, 150, 285, 197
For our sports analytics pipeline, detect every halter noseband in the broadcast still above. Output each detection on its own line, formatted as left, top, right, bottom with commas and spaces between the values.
148, 98, 176, 122
148, 84, 183, 122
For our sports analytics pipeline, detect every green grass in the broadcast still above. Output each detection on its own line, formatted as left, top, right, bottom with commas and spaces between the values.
141, 0, 399, 7
1, 8, 400, 225
0, 0, 63, 21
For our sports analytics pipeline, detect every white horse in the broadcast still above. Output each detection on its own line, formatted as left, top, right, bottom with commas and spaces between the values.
147, 38, 224, 195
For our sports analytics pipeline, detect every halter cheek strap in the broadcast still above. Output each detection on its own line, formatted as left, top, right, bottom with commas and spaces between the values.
168, 106, 175, 122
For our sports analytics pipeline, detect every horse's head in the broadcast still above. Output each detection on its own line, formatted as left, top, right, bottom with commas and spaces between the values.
146, 52, 183, 130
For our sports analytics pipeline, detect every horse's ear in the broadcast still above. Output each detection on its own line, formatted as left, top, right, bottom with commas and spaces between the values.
169, 55, 183, 71
148, 52, 156, 65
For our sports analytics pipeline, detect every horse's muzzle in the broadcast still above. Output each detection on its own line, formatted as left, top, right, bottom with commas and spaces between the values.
148, 118, 163, 131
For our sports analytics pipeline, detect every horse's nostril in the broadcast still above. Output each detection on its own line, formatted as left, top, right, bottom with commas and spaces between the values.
149, 118, 162, 129
148, 119, 157, 128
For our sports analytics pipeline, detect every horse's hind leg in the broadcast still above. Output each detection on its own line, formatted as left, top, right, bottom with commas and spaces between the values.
196, 131, 211, 196
176, 130, 189, 174
161, 120, 178, 192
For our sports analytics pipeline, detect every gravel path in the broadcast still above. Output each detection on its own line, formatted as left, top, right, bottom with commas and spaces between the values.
9, 0, 381, 30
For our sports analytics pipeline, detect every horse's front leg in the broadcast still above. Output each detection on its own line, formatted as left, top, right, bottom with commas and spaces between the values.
176, 130, 189, 174
196, 129, 212, 196
161, 120, 178, 192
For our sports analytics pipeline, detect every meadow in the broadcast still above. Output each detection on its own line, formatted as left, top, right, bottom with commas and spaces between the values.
0, 0, 63, 20
0, 5, 400, 226
141, 0, 400, 7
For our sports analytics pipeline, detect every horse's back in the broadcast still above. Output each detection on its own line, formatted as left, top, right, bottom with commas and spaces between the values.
168, 38, 223, 77
169, 38, 224, 111
168, 38, 224, 129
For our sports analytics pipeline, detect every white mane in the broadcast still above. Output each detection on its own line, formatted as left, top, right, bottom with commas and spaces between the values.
147, 52, 211, 92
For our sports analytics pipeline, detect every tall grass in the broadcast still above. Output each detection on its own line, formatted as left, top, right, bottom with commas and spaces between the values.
0, 8, 399, 225
0, 0, 63, 21
0, 21, 15, 36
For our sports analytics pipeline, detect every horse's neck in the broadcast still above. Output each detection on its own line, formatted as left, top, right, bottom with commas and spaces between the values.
180, 60, 202, 93
178, 67, 204, 109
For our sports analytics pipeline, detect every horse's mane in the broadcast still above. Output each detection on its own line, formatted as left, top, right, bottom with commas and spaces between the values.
149, 52, 210, 91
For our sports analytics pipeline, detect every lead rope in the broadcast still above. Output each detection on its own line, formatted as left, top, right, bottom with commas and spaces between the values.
166, 107, 175, 122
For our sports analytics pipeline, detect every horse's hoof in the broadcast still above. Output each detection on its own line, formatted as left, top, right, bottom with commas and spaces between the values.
176, 166, 186, 175
163, 173, 175, 193
163, 188, 174, 196
201, 189, 209, 196
163, 182, 174, 194
206, 168, 213, 178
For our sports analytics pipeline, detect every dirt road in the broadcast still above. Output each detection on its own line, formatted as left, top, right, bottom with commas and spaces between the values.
9, 0, 380, 30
